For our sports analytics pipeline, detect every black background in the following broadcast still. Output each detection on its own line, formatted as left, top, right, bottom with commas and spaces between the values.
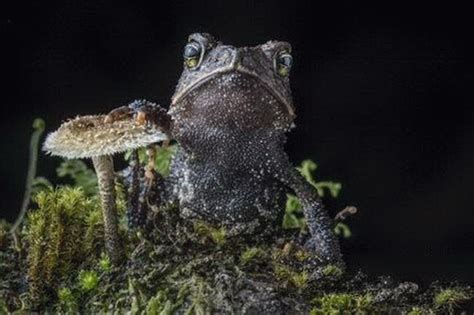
2, 1, 473, 284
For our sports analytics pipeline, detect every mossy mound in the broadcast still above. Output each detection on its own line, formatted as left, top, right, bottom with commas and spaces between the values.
1, 193, 472, 314
1, 126, 472, 314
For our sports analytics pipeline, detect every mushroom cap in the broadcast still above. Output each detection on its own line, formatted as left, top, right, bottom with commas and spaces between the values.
43, 114, 168, 159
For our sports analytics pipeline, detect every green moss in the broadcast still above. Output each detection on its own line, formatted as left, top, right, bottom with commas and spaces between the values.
193, 221, 226, 247
24, 187, 102, 305
78, 270, 99, 292
322, 265, 344, 278
291, 271, 309, 289
0, 220, 8, 249
240, 246, 266, 265
56, 287, 78, 313
407, 306, 434, 315
0, 299, 9, 314
433, 287, 472, 312
311, 293, 374, 314
98, 253, 112, 272
294, 248, 311, 262
2, 132, 472, 313
273, 264, 309, 289
145, 290, 175, 315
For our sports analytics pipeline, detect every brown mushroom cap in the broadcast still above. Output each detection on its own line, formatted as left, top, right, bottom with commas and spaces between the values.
43, 114, 168, 159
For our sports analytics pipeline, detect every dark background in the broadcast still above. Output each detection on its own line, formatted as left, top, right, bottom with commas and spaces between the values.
2, 1, 473, 284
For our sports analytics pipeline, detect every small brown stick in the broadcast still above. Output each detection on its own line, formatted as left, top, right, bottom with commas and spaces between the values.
11, 119, 45, 239
334, 206, 358, 221
145, 145, 157, 181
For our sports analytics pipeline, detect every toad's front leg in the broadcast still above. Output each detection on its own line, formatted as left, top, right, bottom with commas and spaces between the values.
106, 99, 172, 137
272, 153, 343, 268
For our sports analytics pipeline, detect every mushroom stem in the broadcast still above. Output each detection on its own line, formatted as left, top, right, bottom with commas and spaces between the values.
92, 155, 123, 265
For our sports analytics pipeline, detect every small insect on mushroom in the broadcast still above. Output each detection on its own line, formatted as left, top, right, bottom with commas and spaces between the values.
43, 106, 168, 264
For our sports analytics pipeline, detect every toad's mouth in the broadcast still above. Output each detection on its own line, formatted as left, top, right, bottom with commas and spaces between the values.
170, 67, 295, 119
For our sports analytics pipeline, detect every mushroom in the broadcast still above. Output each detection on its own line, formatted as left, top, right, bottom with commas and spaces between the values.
43, 113, 167, 264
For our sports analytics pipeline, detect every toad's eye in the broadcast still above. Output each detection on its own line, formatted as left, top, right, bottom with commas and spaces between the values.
275, 51, 293, 77
183, 41, 202, 69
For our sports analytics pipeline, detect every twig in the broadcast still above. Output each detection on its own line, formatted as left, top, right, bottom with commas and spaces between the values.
334, 206, 358, 221
10, 118, 45, 236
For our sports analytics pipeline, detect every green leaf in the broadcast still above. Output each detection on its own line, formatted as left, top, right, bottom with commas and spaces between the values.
56, 160, 98, 195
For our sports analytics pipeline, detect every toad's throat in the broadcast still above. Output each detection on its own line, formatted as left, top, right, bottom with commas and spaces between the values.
170, 67, 295, 119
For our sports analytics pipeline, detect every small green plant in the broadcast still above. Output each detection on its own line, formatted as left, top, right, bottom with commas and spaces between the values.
145, 290, 175, 315
297, 160, 341, 197
322, 265, 344, 277
334, 222, 352, 239
98, 253, 112, 272
0, 220, 7, 249
25, 187, 102, 304
407, 306, 432, 315
434, 287, 472, 312
240, 247, 266, 265
125, 144, 177, 177
56, 287, 78, 313
0, 299, 8, 314
78, 270, 99, 292
273, 264, 309, 289
291, 271, 309, 289
56, 159, 98, 196
282, 194, 305, 229
283, 159, 344, 232
311, 293, 374, 314
193, 221, 226, 246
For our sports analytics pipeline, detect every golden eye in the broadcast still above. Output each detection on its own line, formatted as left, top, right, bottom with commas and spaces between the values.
275, 51, 293, 77
183, 41, 201, 69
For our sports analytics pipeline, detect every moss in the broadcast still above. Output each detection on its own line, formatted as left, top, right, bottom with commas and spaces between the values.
407, 306, 434, 315
56, 287, 78, 313
311, 293, 375, 314
0, 220, 8, 249
322, 265, 344, 278
24, 187, 102, 306
98, 253, 112, 272
0, 222, 23, 312
193, 221, 226, 247
145, 290, 175, 315
433, 287, 472, 312
294, 248, 311, 262
78, 270, 99, 292
2, 134, 472, 313
273, 263, 309, 289
240, 246, 266, 265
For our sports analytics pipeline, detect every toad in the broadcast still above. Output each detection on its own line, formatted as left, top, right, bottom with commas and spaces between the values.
112, 33, 342, 266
